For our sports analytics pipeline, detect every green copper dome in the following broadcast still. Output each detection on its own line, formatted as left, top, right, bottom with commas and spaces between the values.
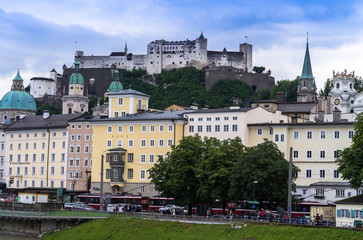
0, 91, 36, 111
108, 68, 123, 92
69, 59, 84, 84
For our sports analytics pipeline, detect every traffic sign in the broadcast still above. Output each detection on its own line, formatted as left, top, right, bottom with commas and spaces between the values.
252, 204, 255, 209
248, 201, 259, 204
289, 207, 292, 211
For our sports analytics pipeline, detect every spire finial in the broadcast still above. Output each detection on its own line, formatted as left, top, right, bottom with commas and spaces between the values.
18, 65, 19, 71
307, 32, 309, 43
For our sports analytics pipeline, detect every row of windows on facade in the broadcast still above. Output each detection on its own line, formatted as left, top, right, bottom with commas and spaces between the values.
257, 128, 354, 140
107, 124, 174, 134
302, 169, 340, 179
106, 153, 162, 164
71, 124, 90, 129
338, 209, 363, 218
105, 168, 149, 180
189, 116, 238, 122
8, 179, 65, 189
9, 131, 67, 139
316, 189, 363, 199
70, 134, 91, 141
69, 145, 91, 153
9, 141, 67, 151
293, 150, 341, 159
9, 153, 66, 163
189, 124, 238, 133
8, 167, 85, 180
107, 139, 173, 148
8, 156, 91, 168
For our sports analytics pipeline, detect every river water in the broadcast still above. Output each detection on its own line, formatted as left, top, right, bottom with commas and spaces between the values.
0, 233, 37, 240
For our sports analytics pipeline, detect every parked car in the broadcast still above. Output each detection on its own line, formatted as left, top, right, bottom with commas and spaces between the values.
158, 205, 184, 214
107, 203, 127, 212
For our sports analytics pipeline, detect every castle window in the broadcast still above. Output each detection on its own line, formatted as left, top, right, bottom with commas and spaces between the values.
336, 83, 340, 89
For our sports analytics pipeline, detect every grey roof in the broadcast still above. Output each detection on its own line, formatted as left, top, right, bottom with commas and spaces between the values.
185, 108, 252, 114
30, 77, 54, 82
107, 88, 150, 97
91, 110, 192, 122
110, 52, 126, 56
335, 194, 363, 205
248, 121, 354, 127
5, 113, 85, 131
310, 181, 354, 187
277, 102, 317, 113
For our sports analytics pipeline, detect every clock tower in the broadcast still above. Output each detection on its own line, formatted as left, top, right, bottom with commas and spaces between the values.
329, 70, 357, 113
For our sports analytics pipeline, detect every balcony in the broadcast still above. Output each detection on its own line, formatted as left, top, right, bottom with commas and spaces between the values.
109, 160, 125, 167
111, 177, 125, 184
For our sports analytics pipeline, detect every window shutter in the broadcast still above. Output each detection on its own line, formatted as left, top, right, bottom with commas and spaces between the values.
361, 210, 363, 218
337, 209, 341, 217
347, 209, 350, 218
351, 210, 355, 218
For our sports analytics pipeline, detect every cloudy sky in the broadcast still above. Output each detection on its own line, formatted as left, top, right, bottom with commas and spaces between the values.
0, 0, 362, 97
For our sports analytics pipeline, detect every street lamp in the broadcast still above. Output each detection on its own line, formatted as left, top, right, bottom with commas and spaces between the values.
252, 181, 258, 201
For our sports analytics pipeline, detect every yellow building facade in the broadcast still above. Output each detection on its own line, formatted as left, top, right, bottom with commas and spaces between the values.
91, 88, 188, 196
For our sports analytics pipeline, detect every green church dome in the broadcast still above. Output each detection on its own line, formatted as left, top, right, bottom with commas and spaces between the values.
0, 91, 37, 111
108, 68, 123, 92
69, 59, 84, 84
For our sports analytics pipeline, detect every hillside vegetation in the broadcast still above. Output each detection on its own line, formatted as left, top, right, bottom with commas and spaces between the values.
42, 217, 363, 240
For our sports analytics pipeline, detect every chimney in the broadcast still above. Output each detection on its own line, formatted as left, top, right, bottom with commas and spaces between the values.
276, 92, 286, 103
43, 110, 50, 119
333, 108, 341, 122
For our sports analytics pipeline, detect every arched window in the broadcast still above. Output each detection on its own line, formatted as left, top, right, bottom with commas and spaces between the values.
336, 83, 340, 89
68, 108, 72, 114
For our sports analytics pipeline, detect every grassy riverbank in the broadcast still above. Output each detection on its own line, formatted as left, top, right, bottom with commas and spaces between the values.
42, 217, 363, 240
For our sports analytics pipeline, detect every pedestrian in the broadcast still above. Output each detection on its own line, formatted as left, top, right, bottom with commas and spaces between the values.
207, 209, 211, 218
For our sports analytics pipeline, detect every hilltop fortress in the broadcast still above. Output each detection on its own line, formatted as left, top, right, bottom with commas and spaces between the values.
75, 33, 253, 75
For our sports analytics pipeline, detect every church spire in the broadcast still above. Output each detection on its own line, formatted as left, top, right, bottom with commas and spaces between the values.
11, 66, 25, 91
301, 35, 313, 80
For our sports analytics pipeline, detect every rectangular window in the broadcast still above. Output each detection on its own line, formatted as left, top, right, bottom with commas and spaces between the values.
107, 140, 112, 147
51, 153, 55, 162
24, 180, 27, 188
128, 169, 133, 179
129, 125, 134, 133
106, 169, 111, 179
77, 124, 82, 129
9, 155, 13, 162
107, 126, 112, 133
334, 150, 339, 159
149, 186, 153, 193
24, 166, 28, 175
128, 140, 133, 147
61, 153, 65, 162
224, 117, 229, 121
141, 125, 147, 132
224, 125, 229, 132
159, 139, 164, 147
257, 129, 263, 135
149, 154, 155, 163
150, 139, 155, 147
189, 126, 194, 133
232, 125, 238, 132
32, 180, 35, 187
32, 154, 36, 162
84, 145, 89, 153
280, 134, 285, 142
69, 158, 74, 167
320, 150, 326, 159
189, 118, 194, 122
167, 139, 173, 147
348, 130, 354, 139
52, 141, 56, 149
320, 169, 325, 178
336, 189, 345, 197
334, 130, 340, 139
114, 112, 119, 117
140, 170, 146, 180
215, 117, 220, 121
10, 144, 13, 150
207, 117, 212, 121
62, 141, 66, 148
42, 142, 46, 149
77, 135, 81, 141
307, 150, 312, 158
197, 126, 202, 132
84, 158, 88, 167
293, 150, 299, 158
8, 167, 12, 175
141, 139, 146, 147
25, 143, 28, 150
51, 166, 55, 175
140, 154, 146, 163
333, 170, 340, 179
118, 98, 123, 105
18, 143, 21, 150
128, 153, 134, 162
118, 126, 123, 133
307, 131, 313, 139
140, 186, 145, 193
215, 125, 220, 132
117, 140, 122, 147
198, 117, 203, 121
293, 131, 299, 139
168, 125, 173, 132
316, 189, 324, 196
17, 154, 21, 162
32, 167, 36, 175
61, 166, 65, 174
33, 143, 37, 149
159, 125, 164, 132
40, 166, 44, 175
306, 169, 312, 178
274, 134, 279, 142
75, 158, 80, 167
17, 167, 20, 175
50, 181, 54, 188
71, 135, 75, 141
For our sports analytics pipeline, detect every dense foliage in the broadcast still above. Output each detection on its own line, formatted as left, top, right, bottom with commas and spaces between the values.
337, 113, 363, 189
121, 67, 263, 109
149, 136, 298, 213
271, 78, 299, 102
319, 79, 332, 97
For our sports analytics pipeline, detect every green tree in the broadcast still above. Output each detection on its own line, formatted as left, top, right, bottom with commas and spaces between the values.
197, 137, 245, 211
35, 100, 61, 115
319, 79, 332, 97
271, 78, 298, 102
252, 88, 271, 102
25, 84, 30, 93
337, 113, 363, 189
354, 77, 363, 93
253, 66, 265, 73
149, 135, 204, 214
229, 140, 299, 208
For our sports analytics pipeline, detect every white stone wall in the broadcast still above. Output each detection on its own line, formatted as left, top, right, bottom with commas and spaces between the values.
30, 79, 56, 98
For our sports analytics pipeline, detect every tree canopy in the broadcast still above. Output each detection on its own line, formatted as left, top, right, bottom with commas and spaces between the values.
253, 66, 266, 73
337, 113, 363, 189
271, 78, 298, 102
319, 79, 332, 97
149, 136, 298, 213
